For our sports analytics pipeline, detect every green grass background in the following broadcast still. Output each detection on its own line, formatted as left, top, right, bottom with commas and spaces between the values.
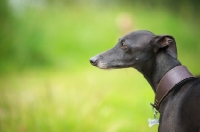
0, 3, 200, 132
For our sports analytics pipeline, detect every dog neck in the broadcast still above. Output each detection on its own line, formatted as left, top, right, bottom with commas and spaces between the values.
141, 51, 195, 111
142, 51, 181, 92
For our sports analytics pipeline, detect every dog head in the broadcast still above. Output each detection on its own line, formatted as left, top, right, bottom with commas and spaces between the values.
90, 30, 177, 71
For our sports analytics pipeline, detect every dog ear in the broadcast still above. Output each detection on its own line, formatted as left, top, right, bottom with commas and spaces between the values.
150, 35, 177, 58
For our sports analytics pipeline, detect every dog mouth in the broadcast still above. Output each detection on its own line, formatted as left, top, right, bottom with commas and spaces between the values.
94, 61, 127, 70
90, 56, 127, 69
95, 62, 112, 69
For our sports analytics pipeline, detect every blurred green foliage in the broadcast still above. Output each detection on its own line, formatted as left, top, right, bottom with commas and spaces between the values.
0, 0, 200, 131
0, 0, 200, 72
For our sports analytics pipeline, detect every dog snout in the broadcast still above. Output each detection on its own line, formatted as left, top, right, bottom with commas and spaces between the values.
90, 56, 98, 66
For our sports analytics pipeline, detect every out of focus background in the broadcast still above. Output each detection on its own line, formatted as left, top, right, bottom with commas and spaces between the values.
0, 0, 200, 131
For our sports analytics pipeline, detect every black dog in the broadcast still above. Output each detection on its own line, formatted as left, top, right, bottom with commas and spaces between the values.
90, 30, 200, 132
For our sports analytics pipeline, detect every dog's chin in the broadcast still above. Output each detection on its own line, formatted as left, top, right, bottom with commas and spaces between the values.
97, 65, 113, 70
97, 62, 127, 70
99, 67, 113, 70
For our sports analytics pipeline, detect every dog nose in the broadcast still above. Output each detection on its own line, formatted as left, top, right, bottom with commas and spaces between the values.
90, 56, 98, 66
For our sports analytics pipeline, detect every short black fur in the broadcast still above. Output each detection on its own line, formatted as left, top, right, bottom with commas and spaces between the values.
90, 30, 200, 132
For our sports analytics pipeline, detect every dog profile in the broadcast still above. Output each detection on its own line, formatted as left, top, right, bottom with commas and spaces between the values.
90, 30, 200, 132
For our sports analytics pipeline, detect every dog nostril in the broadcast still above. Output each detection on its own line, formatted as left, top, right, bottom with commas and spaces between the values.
90, 59, 97, 66
90, 57, 98, 66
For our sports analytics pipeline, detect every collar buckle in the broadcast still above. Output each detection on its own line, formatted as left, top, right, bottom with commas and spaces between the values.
150, 103, 159, 118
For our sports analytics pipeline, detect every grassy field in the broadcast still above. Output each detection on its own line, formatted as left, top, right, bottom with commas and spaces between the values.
0, 69, 157, 132
0, 4, 200, 132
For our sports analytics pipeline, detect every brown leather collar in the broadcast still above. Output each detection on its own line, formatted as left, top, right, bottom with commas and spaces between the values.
152, 65, 194, 111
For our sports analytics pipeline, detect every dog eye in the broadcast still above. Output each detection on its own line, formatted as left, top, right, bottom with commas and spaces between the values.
121, 41, 128, 49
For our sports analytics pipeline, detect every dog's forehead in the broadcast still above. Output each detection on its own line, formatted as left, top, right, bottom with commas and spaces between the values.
124, 30, 155, 39
119, 31, 155, 46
